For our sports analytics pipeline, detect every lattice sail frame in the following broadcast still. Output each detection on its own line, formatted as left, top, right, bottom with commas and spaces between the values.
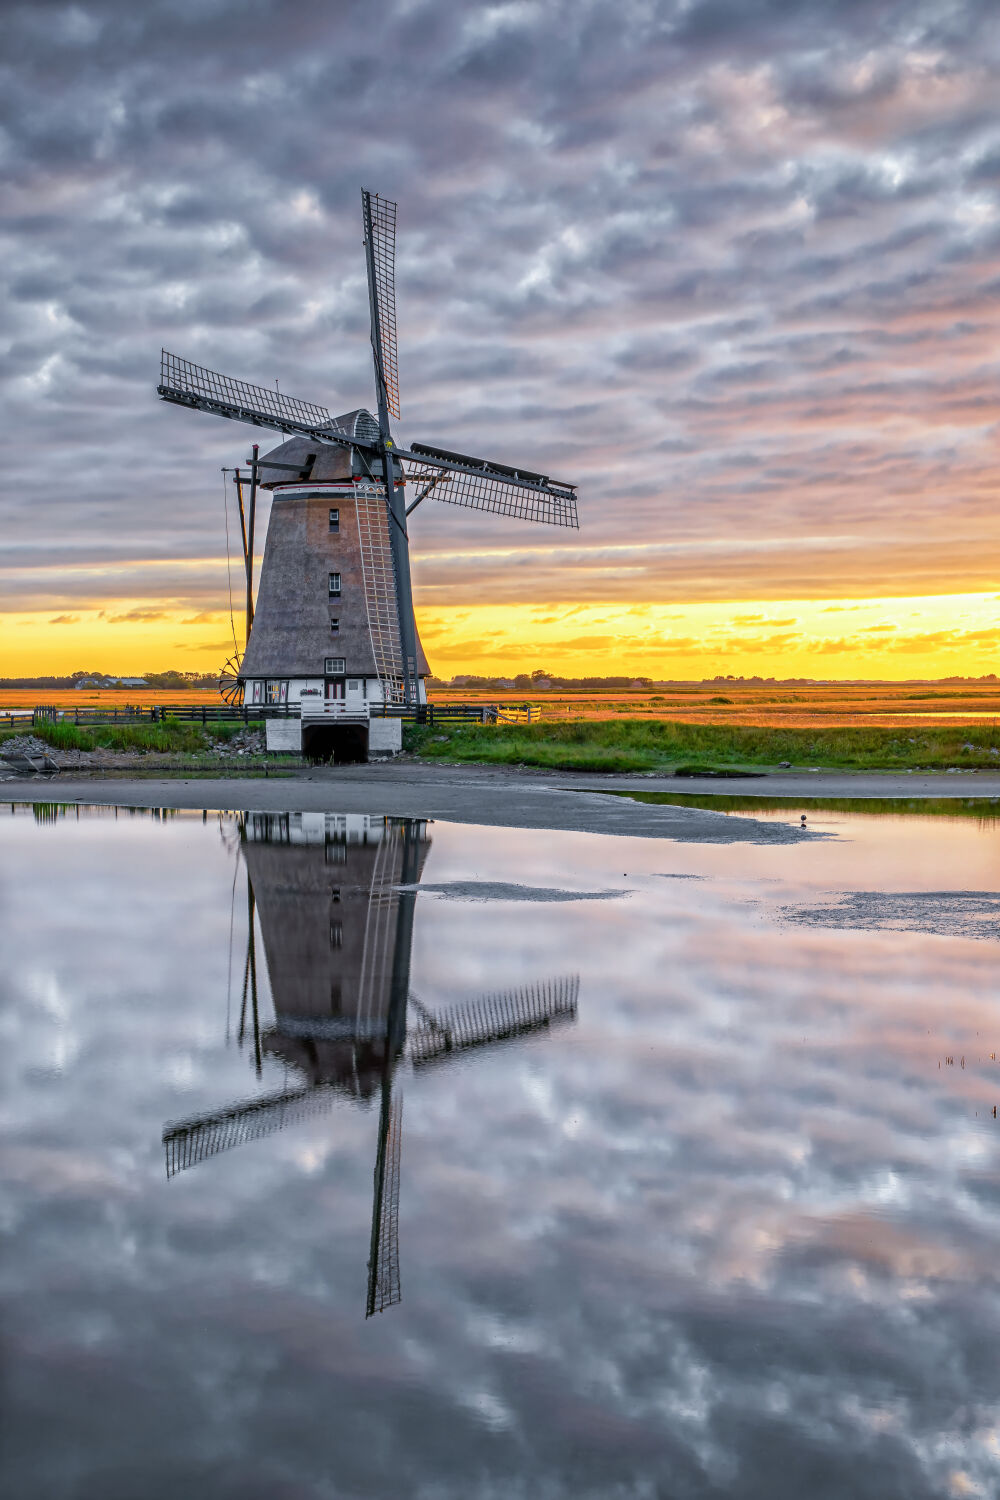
158, 350, 340, 439
362, 191, 400, 421
403, 457, 579, 528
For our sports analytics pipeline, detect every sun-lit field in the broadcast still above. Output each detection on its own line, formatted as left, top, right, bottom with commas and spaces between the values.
432, 682, 1000, 727
0, 688, 224, 711
4, 682, 1000, 728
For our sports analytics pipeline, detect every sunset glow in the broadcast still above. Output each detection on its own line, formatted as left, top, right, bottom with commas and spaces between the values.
7, 591, 1000, 683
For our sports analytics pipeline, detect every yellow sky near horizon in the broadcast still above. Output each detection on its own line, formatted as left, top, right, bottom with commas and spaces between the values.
5, 591, 999, 682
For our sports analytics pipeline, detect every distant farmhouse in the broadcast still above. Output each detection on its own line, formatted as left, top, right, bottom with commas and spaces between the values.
75, 675, 148, 689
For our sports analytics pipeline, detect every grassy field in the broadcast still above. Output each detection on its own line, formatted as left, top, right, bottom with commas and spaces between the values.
432, 682, 1000, 727
404, 719, 1000, 774
5, 684, 1000, 774
0, 688, 223, 710
7, 681, 1000, 728
0, 719, 255, 754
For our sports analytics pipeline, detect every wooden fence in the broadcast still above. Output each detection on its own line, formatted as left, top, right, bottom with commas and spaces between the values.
0, 701, 537, 731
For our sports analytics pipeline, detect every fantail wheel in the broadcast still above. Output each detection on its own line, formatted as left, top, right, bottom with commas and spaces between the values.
218, 651, 244, 706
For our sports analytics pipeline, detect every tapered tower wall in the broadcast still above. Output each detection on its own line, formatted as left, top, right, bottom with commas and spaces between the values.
242, 485, 381, 680
241, 434, 429, 709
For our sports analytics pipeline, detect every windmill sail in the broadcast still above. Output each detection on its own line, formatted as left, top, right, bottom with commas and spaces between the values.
158, 350, 346, 444
361, 191, 400, 422
400, 443, 579, 528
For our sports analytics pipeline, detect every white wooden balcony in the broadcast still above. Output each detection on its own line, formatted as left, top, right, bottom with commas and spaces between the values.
299, 696, 370, 723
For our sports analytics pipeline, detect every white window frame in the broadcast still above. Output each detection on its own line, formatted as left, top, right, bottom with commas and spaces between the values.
325, 657, 346, 675
328, 572, 341, 595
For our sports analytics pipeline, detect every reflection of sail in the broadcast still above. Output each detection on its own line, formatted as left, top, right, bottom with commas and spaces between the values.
368, 1088, 403, 1316
162, 811, 578, 1318
409, 978, 579, 1066
164, 1082, 342, 1177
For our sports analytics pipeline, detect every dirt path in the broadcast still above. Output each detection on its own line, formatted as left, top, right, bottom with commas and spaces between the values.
6, 762, 1000, 842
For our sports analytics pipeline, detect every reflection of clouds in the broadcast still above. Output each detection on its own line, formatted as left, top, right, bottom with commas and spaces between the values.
3, 808, 1000, 1494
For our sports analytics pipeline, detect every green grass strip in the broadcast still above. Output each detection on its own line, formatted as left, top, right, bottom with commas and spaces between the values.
404, 719, 1000, 773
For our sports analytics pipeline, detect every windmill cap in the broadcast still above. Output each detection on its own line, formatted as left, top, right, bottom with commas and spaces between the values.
329, 409, 380, 444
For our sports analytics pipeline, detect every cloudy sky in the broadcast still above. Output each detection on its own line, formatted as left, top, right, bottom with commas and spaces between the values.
4, 0, 1000, 678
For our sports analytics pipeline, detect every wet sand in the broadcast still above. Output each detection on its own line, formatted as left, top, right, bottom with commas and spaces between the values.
6, 762, 1000, 842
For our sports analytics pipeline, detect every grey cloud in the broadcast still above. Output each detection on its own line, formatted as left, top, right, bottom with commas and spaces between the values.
3, 0, 1000, 631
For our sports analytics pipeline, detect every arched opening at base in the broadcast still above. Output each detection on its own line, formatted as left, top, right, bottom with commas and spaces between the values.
302, 722, 369, 764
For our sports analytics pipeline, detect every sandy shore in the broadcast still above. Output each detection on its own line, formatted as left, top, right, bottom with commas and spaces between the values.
5, 761, 1000, 843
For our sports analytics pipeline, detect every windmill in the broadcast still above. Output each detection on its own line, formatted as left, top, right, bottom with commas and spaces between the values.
162, 812, 578, 1317
156, 191, 579, 749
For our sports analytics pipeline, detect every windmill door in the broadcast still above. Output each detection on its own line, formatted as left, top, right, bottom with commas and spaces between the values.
325, 678, 346, 700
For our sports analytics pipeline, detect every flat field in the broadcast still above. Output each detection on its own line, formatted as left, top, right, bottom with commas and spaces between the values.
1, 688, 222, 710
433, 682, 1000, 727
5, 682, 1000, 729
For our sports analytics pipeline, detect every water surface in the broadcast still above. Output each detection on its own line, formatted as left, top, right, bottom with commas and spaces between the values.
2, 802, 999, 1499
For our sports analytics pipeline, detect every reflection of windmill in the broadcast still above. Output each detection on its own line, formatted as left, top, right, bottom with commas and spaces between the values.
163, 814, 578, 1317
156, 190, 579, 724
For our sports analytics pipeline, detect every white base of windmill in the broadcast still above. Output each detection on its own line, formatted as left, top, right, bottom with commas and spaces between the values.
265, 707, 401, 759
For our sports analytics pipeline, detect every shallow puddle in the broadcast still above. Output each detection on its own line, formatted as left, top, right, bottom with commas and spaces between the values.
2, 801, 999, 1498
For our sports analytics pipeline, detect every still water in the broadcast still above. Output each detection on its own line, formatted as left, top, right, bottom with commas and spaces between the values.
2, 801, 999, 1499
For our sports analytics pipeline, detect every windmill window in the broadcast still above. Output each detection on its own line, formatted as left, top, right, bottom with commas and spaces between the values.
325, 657, 346, 674
328, 572, 341, 595
347, 680, 360, 692
250, 681, 262, 704
264, 680, 288, 705
330, 886, 341, 902
325, 843, 347, 865
329, 617, 340, 634
329, 508, 339, 532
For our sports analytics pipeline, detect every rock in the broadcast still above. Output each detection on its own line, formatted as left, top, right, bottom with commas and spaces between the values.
778, 761, 791, 768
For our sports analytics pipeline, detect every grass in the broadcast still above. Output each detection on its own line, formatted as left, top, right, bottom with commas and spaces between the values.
404, 719, 1000, 774
0, 719, 265, 756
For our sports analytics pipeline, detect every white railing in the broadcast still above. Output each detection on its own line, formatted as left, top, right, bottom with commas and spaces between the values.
299, 698, 370, 721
